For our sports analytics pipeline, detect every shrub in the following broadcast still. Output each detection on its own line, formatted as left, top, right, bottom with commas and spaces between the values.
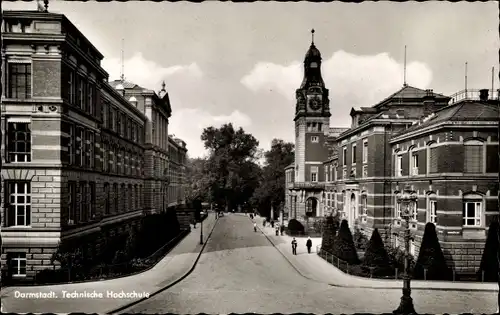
478, 220, 499, 282
414, 222, 450, 280
353, 228, 369, 250
332, 220, 360, 265
288, 219, 305, 233
321, 215, 336, 253
363, 228, 390, 270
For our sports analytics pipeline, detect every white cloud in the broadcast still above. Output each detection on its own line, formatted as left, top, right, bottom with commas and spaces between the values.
101, 52, 203, 90
241, 50, 433, 127
169, 108, 253, 158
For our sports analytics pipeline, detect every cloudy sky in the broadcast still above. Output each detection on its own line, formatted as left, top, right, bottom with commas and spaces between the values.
4, 2, 498, 158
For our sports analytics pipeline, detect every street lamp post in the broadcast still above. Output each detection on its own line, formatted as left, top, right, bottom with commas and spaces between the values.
393, 184, 417, 315
199, 213, 204, 245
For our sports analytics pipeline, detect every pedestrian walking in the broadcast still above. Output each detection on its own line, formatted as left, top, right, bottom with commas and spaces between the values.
263, 219, 266, 227
306, 236, 313, 254
271, 220, 275, 228
275, 224, 279, 236
291, 237, 297, 255
280, 224, 284, 236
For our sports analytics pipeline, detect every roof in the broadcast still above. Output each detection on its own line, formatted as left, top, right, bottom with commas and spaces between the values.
373, 85, 449, 108
304, 43, 321, 61
393, 100, 499, 139
109, 80, 143, 90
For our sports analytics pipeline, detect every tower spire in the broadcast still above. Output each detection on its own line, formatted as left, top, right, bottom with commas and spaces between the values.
403, 45, 407, 87
311, 29, 315, 45
120, 38, 125, 82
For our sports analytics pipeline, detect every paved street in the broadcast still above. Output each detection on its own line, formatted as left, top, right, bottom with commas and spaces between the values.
123, 214, 497, 314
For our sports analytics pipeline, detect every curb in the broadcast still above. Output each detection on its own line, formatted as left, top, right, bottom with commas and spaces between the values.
255, 218, 498, 293
105, 216, 220, 314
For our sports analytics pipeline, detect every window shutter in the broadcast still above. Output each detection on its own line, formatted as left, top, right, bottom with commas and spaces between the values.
464, 145, 483, 173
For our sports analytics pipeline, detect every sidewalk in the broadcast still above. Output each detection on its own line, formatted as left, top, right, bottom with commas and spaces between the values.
0, 213, 218, 314
254, 215, 498, 292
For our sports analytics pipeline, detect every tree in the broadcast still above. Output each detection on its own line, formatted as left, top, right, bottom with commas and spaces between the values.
321, 214, 337, 253
478, 220, 499, 281
201, 123, 260, 211
252, 139, 294, 217
184, 157, 211, 204
332, 220, 360, 264
414, 222, 450, 280
363, 228, 390, 269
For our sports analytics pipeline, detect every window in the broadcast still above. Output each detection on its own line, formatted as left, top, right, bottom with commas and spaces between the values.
362, 139, 368, 163
361, 194, 367, 215
8, 63, 31, 99
342, 146, 347, 166
117, 111, 122, 135
102, 143, 108, 172
333, 166, 337, 181
68, 181, 76, 224
464, 142, 483, 173
352, 144, 357, 164
325, 169, 329, 182
409, 239, 415, 256
104, 183, 110, 215
135, 185, 139, 209
412, 203, 418, 221
88, 83, 95, 115
7, 121, 31, 163
463, 199, 482, 227
77, 75, 85, 109
428, 199, 437, 224
86, 130, 94, 168
68, 71, 75, 104
362, 165, 368, 178
411, 152, 419, 175
310, 166, 318, 182
81, 182, 88, 222
5, 181, 31, 226
342, 168, 347, 179
108, 106, 114, 130
128, 184, 133, 209
396, 155, 403, 177
76, 127, 84, 167
394, 193, 401, 218
394, 235, 400, 248
89, 182, 96, 220
9, 253, 27, 277
68, 124, 75, 165
113, 183, 118, 214
121, 113, 126, 136
429, 144, 438, 173
311, 136, 319, 143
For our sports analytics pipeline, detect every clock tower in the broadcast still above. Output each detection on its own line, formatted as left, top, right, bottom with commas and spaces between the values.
294, 29, 331, 183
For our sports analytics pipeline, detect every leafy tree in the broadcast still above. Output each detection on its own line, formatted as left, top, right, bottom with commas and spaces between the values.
252, 139, 294, 217
201, 123, 260, 211
184, 157, 211, 204
332, 219, 360, 264
363, 228, 390, 269
478, 220, 499, 281
414, 222, 450, 280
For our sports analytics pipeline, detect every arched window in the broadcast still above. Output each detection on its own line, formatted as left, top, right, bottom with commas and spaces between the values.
464, 140, 484, 173
394, 191, 401, 218
462, 193, 483, 227
306, 198, 318, 217
427, 141, 438, 174
361, 192, 368, 215
409, 146, 419, 176
426, 192, 437, 224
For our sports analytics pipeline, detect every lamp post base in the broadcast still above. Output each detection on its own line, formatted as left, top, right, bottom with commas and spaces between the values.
393, 295, 416, 315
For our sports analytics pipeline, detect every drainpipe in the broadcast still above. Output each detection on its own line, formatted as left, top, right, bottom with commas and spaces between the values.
383, 123, 389, 242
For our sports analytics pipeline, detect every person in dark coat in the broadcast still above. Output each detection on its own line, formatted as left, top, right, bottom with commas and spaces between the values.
271, 220, 275, 228
291, 238, 298, 255
306, 236, 313, 254
280, 224, 285, 236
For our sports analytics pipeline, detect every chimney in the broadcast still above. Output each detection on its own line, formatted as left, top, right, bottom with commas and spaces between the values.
422, 89, 435, 116
479, 89, 489, 101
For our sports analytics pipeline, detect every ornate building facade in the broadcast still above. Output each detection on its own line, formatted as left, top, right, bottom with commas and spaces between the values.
285, 31, 499, 273
0, 9, 188, 281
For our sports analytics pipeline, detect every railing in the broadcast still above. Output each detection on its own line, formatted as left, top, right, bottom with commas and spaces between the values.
317, 245, 494, 282
449, 89, 500, 105
1, 229, 191, 286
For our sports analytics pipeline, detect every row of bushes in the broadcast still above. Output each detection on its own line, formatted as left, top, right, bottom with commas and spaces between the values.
4, 209, 184, 285
320, 213, 499, 282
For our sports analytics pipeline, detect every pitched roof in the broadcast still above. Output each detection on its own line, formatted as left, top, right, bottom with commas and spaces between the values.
109, 80, 144, 90
373, 85, 449, 108
394, 100, 499, 137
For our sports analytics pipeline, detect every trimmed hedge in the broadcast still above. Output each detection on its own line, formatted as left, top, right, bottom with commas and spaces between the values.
288, 219, 305, 233
478, 220, 499, 282
363, 228, 390, 271
332, 219, 359, 265
321, 215, 336, 253
414, 222, 450, 280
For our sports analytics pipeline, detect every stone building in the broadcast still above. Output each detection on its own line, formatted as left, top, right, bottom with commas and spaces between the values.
0, 9, 188, 281
284, 31, 499, 273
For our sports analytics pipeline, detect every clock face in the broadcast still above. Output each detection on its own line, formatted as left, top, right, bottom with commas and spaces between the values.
309, 98, 321, 111
310, 62, 318, 68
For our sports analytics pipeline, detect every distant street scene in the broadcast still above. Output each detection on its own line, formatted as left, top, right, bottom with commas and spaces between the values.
1, 1, 499, 315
